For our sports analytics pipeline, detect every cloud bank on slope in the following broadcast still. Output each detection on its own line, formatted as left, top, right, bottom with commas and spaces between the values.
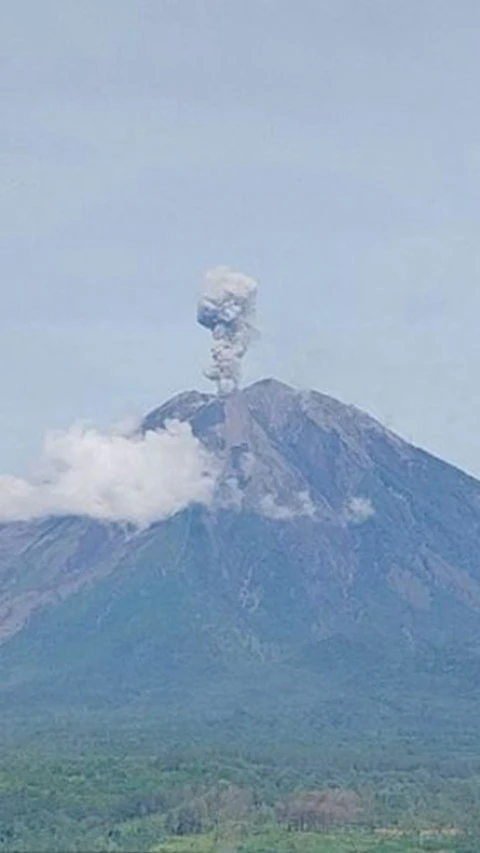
0, 421, 216, 528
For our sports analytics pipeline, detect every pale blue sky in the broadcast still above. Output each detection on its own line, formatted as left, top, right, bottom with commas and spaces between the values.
2, 1, 480, 476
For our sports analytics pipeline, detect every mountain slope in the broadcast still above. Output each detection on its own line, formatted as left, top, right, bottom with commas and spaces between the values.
1, 378, 480, 732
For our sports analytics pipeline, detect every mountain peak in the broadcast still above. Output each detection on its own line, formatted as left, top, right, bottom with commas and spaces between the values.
244, 376, 296, 397
141, 378, 297, 432
140, 379, 397, 516
140, 378, 401, 524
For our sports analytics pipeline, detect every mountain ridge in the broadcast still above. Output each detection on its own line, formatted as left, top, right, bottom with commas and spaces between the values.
1, 377, 480, 730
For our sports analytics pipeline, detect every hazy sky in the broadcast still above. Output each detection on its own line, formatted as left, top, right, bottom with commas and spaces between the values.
2, 1, 480, 477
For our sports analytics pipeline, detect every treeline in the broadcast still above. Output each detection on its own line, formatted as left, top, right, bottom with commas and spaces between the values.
145, 783, 363, 836
2, 721, 480, 851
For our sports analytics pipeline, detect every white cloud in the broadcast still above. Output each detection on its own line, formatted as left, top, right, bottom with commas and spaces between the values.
0, 421, 217, 528
345, 496, 375, 524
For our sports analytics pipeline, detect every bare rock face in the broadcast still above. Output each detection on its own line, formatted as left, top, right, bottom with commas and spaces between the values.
2, 378, 480, 720
143, 378, 382, 521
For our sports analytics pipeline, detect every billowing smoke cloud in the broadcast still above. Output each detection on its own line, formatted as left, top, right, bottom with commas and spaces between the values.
0, 421, 217, 528
197, 266, 258, 395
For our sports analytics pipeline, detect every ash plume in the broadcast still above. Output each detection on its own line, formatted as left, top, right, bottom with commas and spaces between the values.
197, 266, 258, 395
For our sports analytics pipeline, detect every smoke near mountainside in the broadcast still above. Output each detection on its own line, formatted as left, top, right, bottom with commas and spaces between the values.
345, 496, 375, 524
197, 266, 258, 395
0, 421, 216, 527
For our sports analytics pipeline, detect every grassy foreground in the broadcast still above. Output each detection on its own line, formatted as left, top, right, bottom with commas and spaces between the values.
152, 828, 469, 853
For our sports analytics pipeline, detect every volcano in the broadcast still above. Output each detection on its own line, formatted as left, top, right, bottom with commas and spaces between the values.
1, 379, 480, 737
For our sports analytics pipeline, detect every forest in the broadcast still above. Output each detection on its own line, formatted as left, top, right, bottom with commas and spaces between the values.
1, 710, 480, 852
